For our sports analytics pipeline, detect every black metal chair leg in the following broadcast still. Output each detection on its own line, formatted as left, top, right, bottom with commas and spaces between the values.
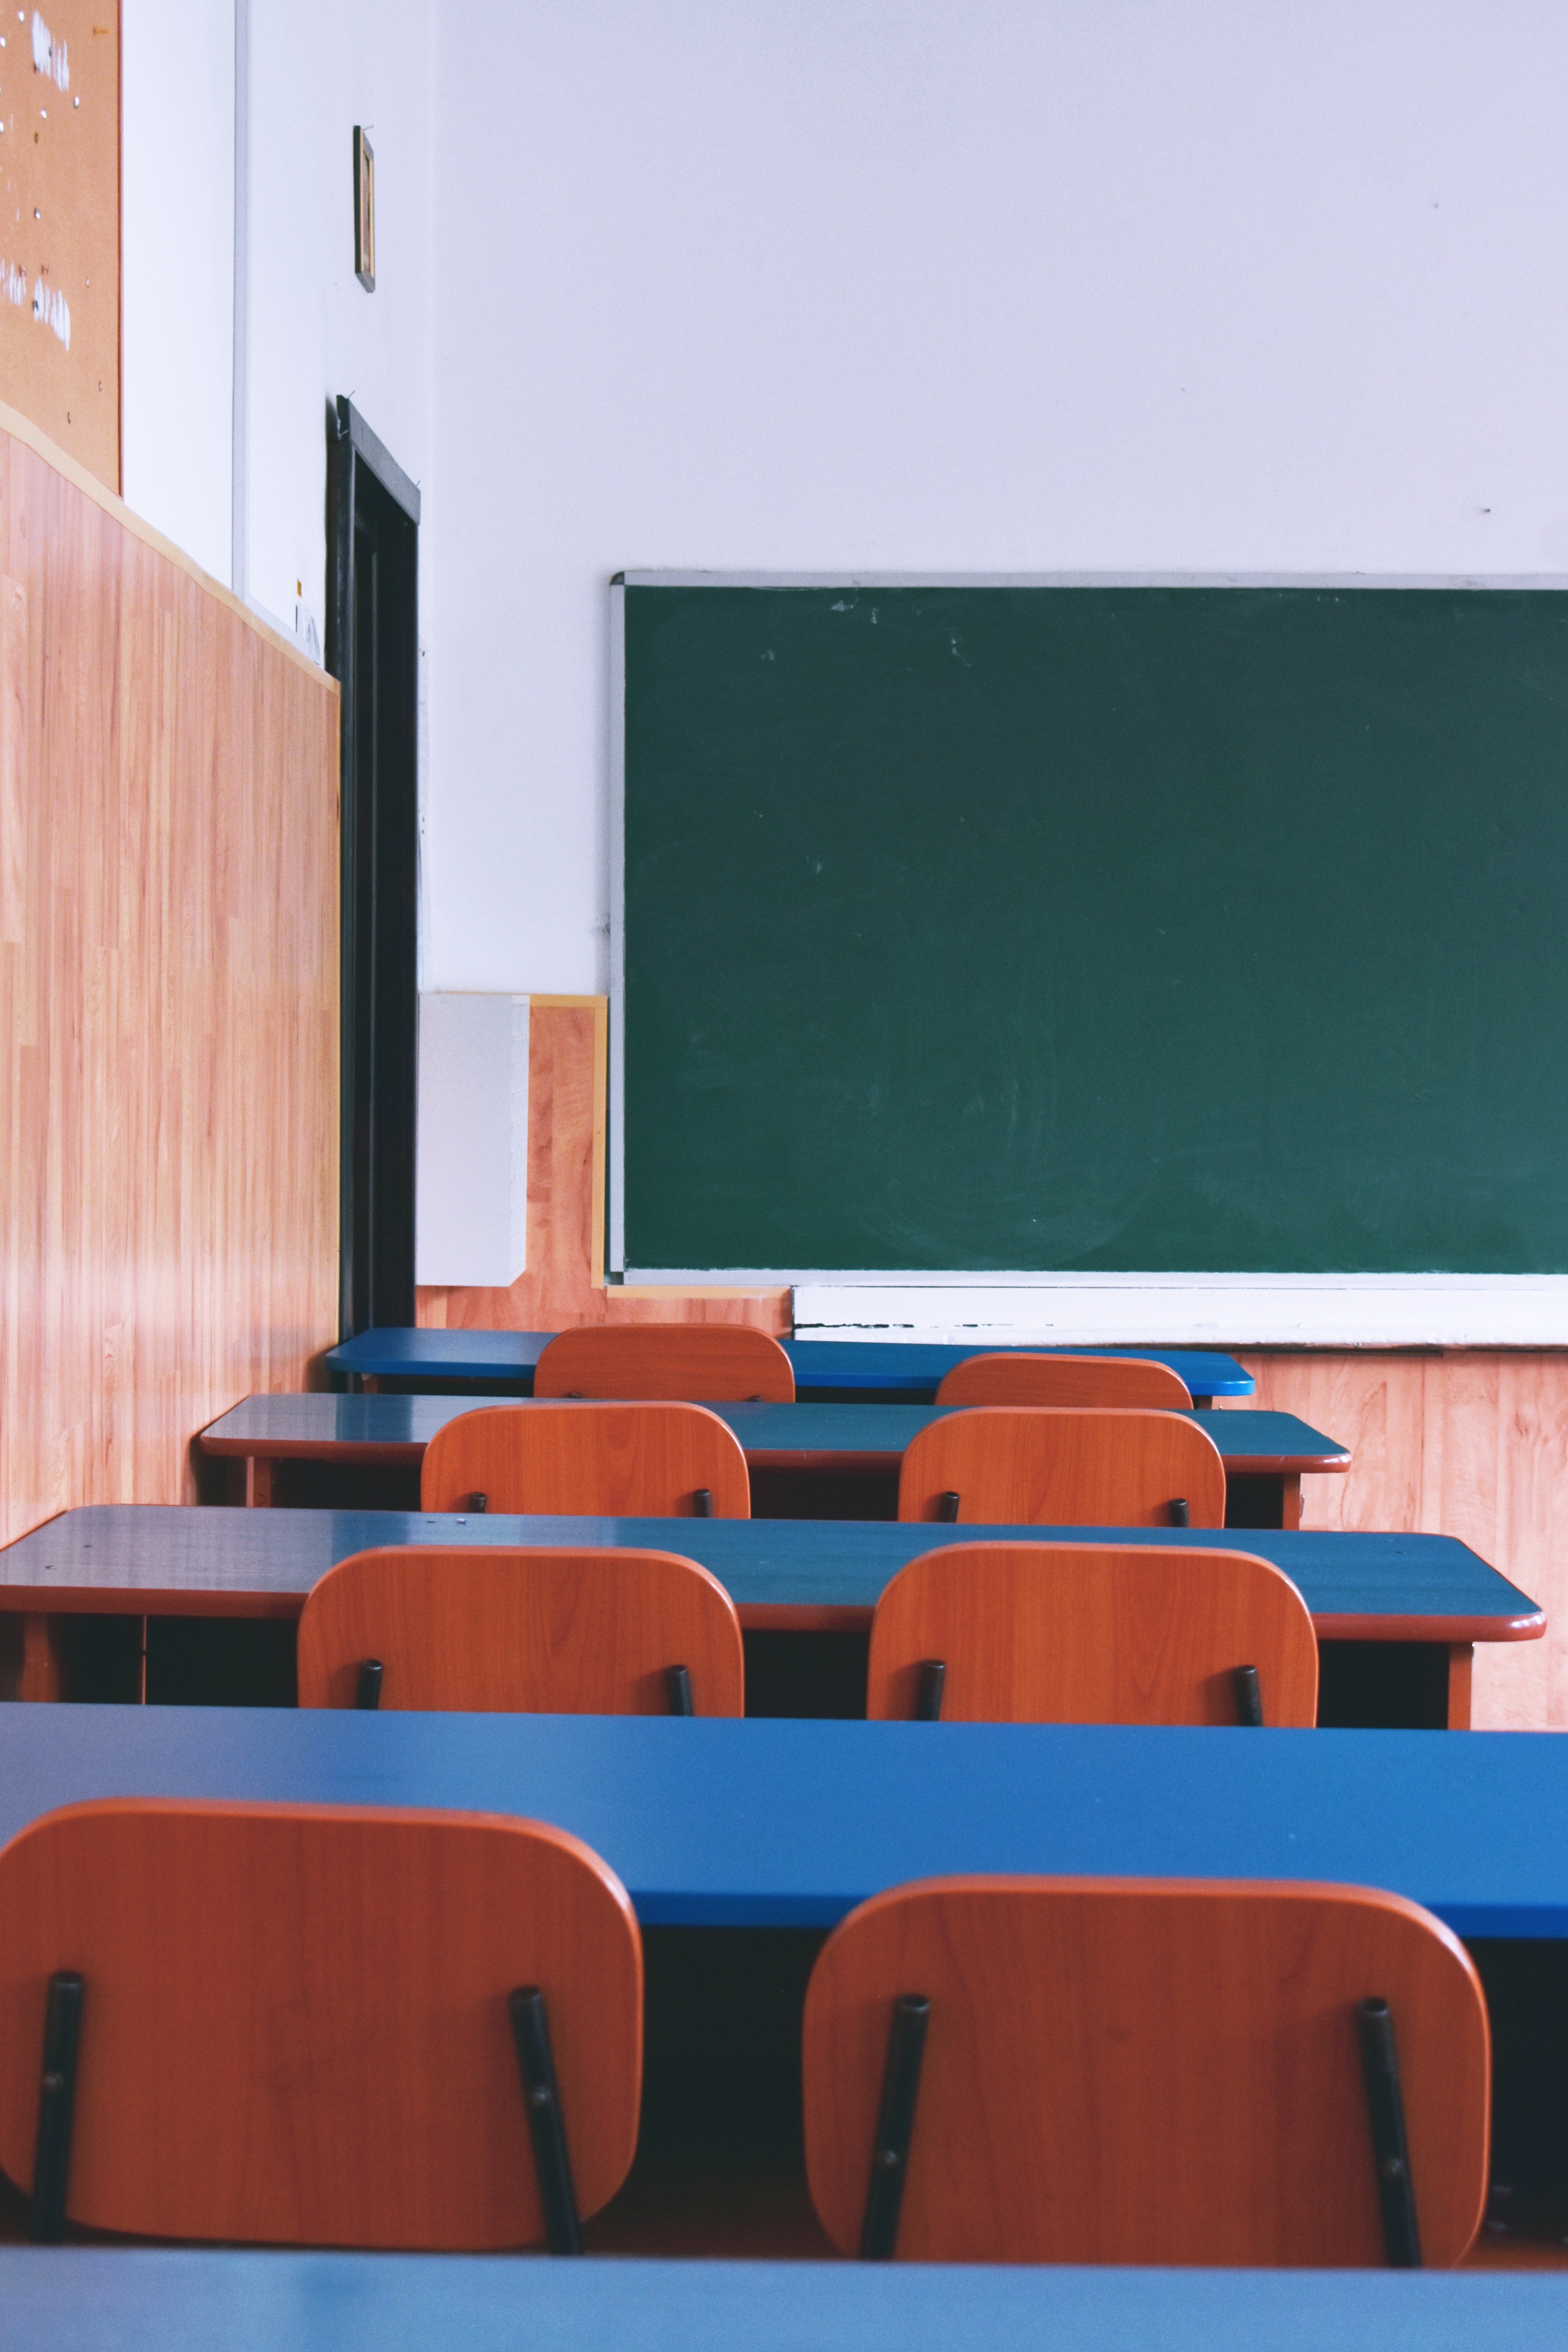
355, 1659, 384, 1710
509, 1986, 583, 2254
1169, 1497, 1190, 1526
31, 1971, 84, 2244
915, 1661, 946, 1721
1357, 1996, 1422, 2266
666, 1664, 694, 1715
860, 1994, 930, 2259
693, 1488, 713, 1517
935, 1492, 960, 1523
468, 1492, 488, 1513
1233, 1664, 1263, 1726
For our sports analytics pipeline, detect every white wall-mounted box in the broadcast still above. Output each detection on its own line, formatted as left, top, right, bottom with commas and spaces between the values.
415, 993, 529, 1287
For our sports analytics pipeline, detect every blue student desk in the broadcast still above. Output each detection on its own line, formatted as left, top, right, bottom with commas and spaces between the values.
782, 1338, 1255, 1401
1, 1708, 1566, 1936
0, 1506, 1539, 1722
323, 1327, 1254, 1402
0, 2249, 1560, 2352
198, 1394, 1344, 1526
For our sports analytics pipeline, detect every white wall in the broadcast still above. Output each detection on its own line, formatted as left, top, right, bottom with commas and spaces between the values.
120, 0, 235, 580
244, 0, 435, 642
425, 0, 1568, 996
121, 0, 435, 646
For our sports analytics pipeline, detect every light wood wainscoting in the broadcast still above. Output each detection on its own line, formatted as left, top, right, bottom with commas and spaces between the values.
1234, 1353, 1568, 1731
420, 1005, 1565, 1733
0, 405, 340, 1559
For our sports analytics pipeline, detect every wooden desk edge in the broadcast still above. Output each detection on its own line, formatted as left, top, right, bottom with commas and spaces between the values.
739, 1606, 1545, 1643
1311, 1610, 1546, 1644
1218, 1453, 1351, 1475
0, 1588, 305, 1620
197, 1436, 425, 1465
200, 1437, 1352, 1475
1, 1593, 1542, 1642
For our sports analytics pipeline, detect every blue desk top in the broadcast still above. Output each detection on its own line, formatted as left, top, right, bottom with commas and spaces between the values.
323, 1329, 1254, 1400
0, 2250, 1558, 2352
0, 1710, 1566, 1936
0, 1506, 1541, 1637
782, 1339, 1255, 1399
202, 1395, 1345, 1472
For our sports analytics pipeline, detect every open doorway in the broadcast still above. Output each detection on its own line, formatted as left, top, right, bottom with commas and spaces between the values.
326, 396, 420, 1336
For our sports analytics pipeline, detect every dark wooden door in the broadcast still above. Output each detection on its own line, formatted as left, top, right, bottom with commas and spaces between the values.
327, 398, 420, 1336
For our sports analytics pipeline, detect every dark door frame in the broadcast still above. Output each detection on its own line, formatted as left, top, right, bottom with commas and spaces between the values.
326, 395, 421, 1339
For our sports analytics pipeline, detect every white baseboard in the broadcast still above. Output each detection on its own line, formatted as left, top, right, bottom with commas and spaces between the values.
790, 1275, 1568, 1349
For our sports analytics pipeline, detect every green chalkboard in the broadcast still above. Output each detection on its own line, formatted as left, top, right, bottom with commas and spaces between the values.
617, 581, 1568, 1275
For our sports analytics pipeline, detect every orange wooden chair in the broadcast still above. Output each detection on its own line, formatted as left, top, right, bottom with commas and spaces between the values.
935, 1352, 1192, 1408
534, 1323, 795, 1402
0, 1798, 642, 2250
802, 1876, 1489, 2267
898, 1406, 1225, 1529
298, 1545, 745, 1716
866, 1542, 1317, 1726
420, 1401, 751, 1518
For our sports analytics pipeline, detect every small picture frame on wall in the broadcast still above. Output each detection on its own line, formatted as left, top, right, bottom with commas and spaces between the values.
354, 127, 376, 292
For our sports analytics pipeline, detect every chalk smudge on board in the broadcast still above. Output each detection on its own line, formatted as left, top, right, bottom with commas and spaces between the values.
31, 10, 68, 92
32, 276, 68, 347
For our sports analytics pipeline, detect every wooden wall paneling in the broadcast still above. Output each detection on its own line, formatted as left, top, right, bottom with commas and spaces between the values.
419, 996, 788, 1337
0, 3, 119, 490
0, 403, 339, 1568
1236, 1351, 1568, 1732
1467, 1354, 1567, 1732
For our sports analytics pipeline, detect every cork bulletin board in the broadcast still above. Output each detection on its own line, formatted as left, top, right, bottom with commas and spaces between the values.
0, 4, 118, 491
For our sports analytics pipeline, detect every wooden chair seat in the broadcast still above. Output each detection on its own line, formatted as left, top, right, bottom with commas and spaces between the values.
534, 1323, 794, 1402
297, 1544, 744, 1714
802, 1876, 1489, 2266
0, 1798, 642, 2248
420, 1401, 751, 1517
866, 1541, 1317, 1725
935, 1352, 1193, 1408
898, 1406, 1225, 1528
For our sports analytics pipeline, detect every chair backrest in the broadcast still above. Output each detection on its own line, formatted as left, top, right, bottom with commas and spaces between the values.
298, 1545, 745, 1715
935, 1352, 1192, 1408
534, 1323, 795, 1403
802, 1876, 1489, 2267
0, 1798, 642, 2248
420, 1401, 751, 1517
897, 1406, 1225, 1528
866, 1542, 1317, 1725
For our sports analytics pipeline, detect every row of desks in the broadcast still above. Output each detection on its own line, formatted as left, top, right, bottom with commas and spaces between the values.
325, 1330, 1258, 1400
0, 1507, 1544, 1722
5, 1696, 1566, 2306
199, 1396, 1348, 1524
6, 1341, 1561, 2299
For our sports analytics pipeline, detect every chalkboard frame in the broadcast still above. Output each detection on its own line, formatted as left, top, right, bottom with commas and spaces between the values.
609, 572, 1568, 1345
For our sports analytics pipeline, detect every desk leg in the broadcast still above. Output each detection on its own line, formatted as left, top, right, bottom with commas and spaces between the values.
20, 1615, 68, 1702
1280, 1474, 1303, 1530
245, 1455, 274, 1507
1447, 1643, 1474, 1730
